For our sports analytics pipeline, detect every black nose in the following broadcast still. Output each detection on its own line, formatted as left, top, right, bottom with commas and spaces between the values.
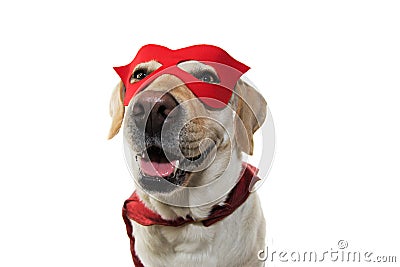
132, 91, 178, 136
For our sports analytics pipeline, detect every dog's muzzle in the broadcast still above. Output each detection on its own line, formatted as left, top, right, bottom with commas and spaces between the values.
129, 89, 215, 193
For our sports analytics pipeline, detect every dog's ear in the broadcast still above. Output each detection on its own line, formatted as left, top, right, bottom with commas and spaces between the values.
234, 79, 267, 155
108, 81, 125, 139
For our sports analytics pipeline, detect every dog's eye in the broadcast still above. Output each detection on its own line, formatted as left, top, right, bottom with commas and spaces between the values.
131, 69, 148, 82
193, 71, 220, 84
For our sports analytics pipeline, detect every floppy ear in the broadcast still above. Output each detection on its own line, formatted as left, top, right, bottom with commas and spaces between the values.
108, 81, 125, 139
234, 79, 267, 155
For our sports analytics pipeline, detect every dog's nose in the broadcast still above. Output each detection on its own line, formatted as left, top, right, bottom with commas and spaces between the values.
132, 91, 178, 135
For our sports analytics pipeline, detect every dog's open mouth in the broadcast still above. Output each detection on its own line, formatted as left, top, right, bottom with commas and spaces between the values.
136, 144, 214, 193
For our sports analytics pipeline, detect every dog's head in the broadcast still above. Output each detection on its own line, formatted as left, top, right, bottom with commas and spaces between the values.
108, 45, 266, 211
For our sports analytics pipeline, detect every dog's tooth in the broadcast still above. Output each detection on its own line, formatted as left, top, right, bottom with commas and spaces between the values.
173, 160, 179, 175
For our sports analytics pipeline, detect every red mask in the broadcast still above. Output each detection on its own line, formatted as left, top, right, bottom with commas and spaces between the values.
114, 44, 250, 108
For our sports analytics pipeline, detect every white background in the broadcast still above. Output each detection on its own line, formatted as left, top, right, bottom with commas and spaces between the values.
0, 0, 399, 266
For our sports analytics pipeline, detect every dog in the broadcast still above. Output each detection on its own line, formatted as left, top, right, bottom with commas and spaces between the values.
108, 45, 267, 266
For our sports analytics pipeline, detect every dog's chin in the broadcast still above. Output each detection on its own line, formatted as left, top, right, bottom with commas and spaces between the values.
135, 145, 214, 194
138, 173, 189, 194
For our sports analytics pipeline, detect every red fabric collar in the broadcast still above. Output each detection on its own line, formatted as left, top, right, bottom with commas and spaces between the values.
122, 162, 259, 266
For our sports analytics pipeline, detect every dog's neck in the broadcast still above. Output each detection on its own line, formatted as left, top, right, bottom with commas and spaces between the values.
136, 149, 243, 221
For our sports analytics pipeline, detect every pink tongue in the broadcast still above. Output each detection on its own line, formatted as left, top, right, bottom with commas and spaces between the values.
140, 159, 177, 177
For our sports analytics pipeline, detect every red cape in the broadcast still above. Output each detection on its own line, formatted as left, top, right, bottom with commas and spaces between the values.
122, 163, 259, 266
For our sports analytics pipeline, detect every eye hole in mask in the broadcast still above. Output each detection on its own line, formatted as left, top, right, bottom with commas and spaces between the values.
177, 61, 221, 84
129, 61, 163, 84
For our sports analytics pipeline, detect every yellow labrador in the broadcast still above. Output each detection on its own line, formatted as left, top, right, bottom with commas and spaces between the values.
109, 55, 267, 266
